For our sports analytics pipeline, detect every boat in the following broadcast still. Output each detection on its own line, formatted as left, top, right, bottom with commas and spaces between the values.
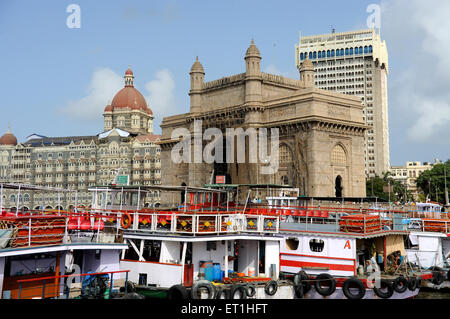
0, 183, 130, 299
83, 184, 433, 299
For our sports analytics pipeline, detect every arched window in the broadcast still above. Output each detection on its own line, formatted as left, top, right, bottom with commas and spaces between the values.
354, 47, 358, 55
350, 47, 353, 55
359, 46, 363, 54
369, 45, 373, 53
340, 49, 344, 56
331, 49, 335, 57
309, 52, 312, 59
300, 53, 304, 60
327, 50, 330, 57
279, 144, 293, 164
364, 46, 368, 54
10, 195, 15, 202
281, 175, 289, 185
313, 51, 317, 59
336, 49, 340, 57
318, 51, 321, 58
331, 145, 346, 165
345, 48, 349, 56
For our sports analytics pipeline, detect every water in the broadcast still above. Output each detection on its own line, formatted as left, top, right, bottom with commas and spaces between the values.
416, 289, 450, 299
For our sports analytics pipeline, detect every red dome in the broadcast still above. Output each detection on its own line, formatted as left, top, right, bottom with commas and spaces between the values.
104, 104, 113, 112
0, 132, 17, 146
110, 86, 152, 115
125, 68, 133, 75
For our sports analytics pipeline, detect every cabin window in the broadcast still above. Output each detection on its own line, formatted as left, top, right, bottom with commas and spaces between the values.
206, 241, 217, 251
309, 239, 325, 252
286, 238, 299, 251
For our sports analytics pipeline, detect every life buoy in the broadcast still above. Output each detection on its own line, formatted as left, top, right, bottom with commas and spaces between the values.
230, 284, 247, 299
373, 279, 394, 299
314, 273, 336, 297
190, 280, 215, 299
215, 286, 230, 299
393, 276, 407, 293
245, 284, 256, 298
407, 277, 417, 291
432, 271, 445, 285
167, 284, 188, 300
264, 280, 278, 296
121, 212, 132, 229
293, 270, 312, 294
342, 277, 366, 299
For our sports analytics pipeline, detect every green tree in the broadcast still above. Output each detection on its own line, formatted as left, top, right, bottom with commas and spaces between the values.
416, 160, 450, 205
366, 172, 413, 203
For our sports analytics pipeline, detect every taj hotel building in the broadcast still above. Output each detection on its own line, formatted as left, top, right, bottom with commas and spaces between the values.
0, 68, 162, 211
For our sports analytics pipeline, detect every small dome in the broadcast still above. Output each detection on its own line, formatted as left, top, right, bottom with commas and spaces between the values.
0, 126, 17, 146
245, 39, 261, 58
190, 56, 204, 74
300, 58, 314, 70
104, 104, 113, 112
125, 67, 133, 75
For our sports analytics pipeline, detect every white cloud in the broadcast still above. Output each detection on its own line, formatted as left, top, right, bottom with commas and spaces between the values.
58, 68, 123, 120
382, 0, 450, 144
145, 69, 178, 118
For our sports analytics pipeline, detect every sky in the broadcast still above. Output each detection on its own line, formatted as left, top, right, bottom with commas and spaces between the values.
0, 0, 449, 166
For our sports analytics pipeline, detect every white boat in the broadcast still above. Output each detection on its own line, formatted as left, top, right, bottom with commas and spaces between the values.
404, 202, 450, 289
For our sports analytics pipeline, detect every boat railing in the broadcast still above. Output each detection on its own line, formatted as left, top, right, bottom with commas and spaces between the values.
242, 204, 413, 234
0, 209, 124, 249
14, 270, 130, 299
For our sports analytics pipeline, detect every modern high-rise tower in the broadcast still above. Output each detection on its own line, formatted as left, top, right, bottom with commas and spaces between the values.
295, 29, 390, 177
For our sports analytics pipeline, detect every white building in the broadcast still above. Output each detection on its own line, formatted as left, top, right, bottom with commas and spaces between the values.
295, 28, 390, 177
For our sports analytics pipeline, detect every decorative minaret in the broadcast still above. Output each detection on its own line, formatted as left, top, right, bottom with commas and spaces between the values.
189, 57, 204, 113
244, 39, 262, 106
125, 66, 134, 87
299, 58, 315, 88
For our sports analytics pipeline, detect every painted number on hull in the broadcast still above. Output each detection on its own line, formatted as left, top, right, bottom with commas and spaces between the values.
344, 240, 351, 249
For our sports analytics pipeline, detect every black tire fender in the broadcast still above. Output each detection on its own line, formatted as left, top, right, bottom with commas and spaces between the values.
264, 280, 278, 296
342, 277, 366, 300
432, 271, 445, 285
293, 270, 312, 294
373, 279, 394, 299
246, 284, 256, 298
215, 286, 230, 299
393, 276, 408, 293
313, 273, 336, 297
167, 284, 189, 300
230, 284, 247, 299
190, 280, 215, 299
407, 277, 417, 291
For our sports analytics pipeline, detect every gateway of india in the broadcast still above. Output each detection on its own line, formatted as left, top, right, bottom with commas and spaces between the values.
159, 40, 367, 203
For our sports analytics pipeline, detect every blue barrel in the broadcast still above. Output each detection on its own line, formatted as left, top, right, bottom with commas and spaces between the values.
213, 263, 221, 281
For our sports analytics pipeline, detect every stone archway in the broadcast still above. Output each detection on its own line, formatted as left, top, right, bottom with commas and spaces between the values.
335, 175, 343, 198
